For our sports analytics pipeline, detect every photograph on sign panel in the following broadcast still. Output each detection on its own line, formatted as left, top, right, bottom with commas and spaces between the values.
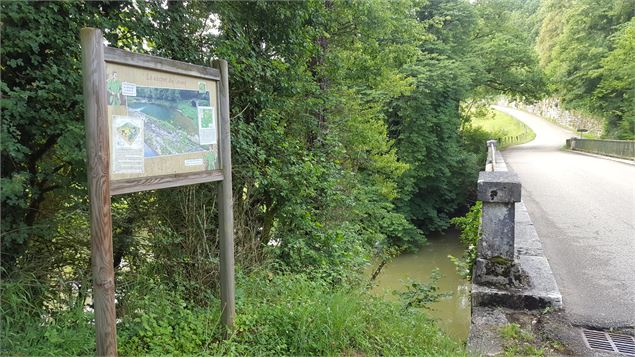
105, 62, 221, 180
124, 86, 214, 158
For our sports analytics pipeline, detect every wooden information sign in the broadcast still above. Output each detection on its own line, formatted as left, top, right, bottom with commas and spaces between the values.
81, 28, 235, 356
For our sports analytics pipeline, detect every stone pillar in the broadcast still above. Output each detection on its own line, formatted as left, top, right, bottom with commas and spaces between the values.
474, 171, 523, 287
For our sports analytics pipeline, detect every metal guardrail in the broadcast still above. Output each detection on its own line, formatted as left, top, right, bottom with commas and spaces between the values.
496, 121, 533, 146
497, 134, 526, 145
567, 138, 635, 160
486, 140, 497, 171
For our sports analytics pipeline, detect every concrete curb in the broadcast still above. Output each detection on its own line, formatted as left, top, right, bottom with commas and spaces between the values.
563, 148, 635, 166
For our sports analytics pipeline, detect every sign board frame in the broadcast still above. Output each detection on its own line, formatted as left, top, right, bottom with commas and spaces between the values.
81, 28, 235, 356
105, 46, 224, 195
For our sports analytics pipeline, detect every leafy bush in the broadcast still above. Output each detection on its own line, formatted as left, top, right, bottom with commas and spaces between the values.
396, 268, 451, 310
450, 201, 482, 279
2, 272, 464, 356
118, 281, 221, 356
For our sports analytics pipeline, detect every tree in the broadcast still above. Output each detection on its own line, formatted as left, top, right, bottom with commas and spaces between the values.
388, 0, 547, 245
593, 19, 635, 139
535, 0, 634, 138
1, 1, 130, 274
1, 1, 213, 288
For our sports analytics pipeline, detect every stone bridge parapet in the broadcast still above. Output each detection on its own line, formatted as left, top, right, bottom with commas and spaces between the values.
468, 140, 563, 355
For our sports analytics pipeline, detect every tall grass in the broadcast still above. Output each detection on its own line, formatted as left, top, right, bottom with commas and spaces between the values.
2, 271, 465, 356
472, 109, 536, 148
1, 275, 96, 355
219, 272, 463, 356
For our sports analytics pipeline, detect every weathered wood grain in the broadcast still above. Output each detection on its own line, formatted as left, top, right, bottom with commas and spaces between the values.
81, 28, 118, 357
213, 59, 236, 329
104, 47, 221, 80
110, 170, 224, 196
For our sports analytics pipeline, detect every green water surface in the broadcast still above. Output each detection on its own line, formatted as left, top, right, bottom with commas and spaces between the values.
128, 102, 197, 134
371, 230, 471, 341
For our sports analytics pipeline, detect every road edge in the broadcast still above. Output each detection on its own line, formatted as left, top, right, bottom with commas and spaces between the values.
562, 148, 635, 166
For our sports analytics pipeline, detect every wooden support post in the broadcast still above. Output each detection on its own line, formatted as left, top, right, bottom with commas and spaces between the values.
213, 59, 236, 328
80, 28, 118, 356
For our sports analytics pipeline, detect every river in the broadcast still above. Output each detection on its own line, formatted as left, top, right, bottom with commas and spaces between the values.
370, 230, 471, 341
128, 101, 197, 134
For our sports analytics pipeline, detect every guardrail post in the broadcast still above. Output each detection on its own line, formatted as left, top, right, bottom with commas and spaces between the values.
486, 140, 497, 172
474, 171, 523, 287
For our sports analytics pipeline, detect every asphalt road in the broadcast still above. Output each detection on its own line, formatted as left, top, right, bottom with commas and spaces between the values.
494, 105, 635, 328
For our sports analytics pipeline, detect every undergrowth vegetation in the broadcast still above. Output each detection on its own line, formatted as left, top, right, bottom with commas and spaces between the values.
3, 271, 464, 356
470, 110, 536, 149
0, 0, 572, 355
450, 201, 483, 279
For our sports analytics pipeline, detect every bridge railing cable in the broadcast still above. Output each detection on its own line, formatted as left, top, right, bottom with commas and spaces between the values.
486, 140, 497, 172
567, 138, 635, 160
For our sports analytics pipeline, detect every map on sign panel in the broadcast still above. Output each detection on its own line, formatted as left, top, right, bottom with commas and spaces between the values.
106, 63, 220, 179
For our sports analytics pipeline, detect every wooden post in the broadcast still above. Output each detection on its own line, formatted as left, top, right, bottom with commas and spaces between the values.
213, 59, 236, 328
81, 28, 118, 356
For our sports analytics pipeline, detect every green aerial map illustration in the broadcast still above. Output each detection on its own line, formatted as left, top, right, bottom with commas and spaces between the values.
117, 122, 141, 145
126, 86, 212, 157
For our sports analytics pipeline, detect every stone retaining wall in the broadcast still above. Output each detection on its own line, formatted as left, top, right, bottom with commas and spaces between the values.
501, 97, 604, 137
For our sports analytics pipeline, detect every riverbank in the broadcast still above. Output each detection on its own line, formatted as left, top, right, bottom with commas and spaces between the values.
2, 271, 465, 356
370, 230, 471, 341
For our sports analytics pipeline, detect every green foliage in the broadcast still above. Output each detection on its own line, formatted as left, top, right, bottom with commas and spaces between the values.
392, 91, 480, 238
1, 0, 216, 284
210, 272, 464, 356
2, 0, 551, 280
2, 0, 422, 290
118, 280, 221, 356
2, 0, 558, 353
450, 201, 482, 279
593, 19, 635, 139
209, 272, 446, 356
1, 274, 96, 355
1, 1, 102, 272
468, 0, 547, 102
500, 323, 545, 357
388, 0, 547, 248
396, 268, 451, 310
500, 323, 533, 341
206, 0, 426, 277
536, 0, 634, 139
471, 109, 536, 149
3, 271, 464, 356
